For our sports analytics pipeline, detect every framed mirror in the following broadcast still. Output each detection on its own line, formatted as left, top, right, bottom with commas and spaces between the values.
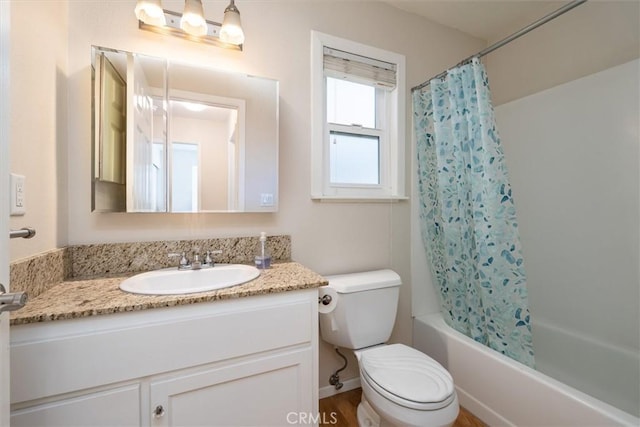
91, 46, 279, 213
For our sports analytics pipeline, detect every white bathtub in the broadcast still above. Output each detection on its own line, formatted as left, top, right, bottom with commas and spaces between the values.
413, 313, 640, 427
532, 318, 639, 418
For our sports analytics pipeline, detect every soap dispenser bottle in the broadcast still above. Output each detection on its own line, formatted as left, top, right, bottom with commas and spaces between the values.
254, 232, 272, 269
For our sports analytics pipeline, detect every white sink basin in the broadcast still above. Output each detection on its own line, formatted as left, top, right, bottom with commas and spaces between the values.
119, 264, 260, 295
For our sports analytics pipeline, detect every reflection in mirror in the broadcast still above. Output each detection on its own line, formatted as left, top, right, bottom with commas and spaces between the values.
128, 52, 167, 212
91, 46, 278, 213
167, 92, 245, 212
98, 53, 126, 185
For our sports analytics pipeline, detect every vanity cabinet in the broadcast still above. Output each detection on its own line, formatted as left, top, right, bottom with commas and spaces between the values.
10, 289, 319, 427
149, 348, 312, 426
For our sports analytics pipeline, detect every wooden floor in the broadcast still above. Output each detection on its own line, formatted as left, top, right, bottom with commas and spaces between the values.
319, 388, 486, 427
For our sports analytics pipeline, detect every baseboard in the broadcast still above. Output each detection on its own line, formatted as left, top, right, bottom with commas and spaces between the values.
319, 377, 361, 399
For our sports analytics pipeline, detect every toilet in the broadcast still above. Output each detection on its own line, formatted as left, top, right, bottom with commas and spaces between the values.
319, 270, 459, 427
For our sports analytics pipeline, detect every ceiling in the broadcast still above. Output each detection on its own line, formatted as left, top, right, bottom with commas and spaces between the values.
383, 1, 570, 43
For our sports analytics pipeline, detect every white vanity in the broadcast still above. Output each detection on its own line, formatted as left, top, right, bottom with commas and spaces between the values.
9, 262, 323, 427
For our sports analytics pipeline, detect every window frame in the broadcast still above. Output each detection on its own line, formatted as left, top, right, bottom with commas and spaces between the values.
311, 31, 406, 201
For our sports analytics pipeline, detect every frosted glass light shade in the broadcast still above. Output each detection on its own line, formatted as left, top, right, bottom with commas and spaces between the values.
220, 1, 244, 45
134, 0, 166, 26
180, 0, 208, 37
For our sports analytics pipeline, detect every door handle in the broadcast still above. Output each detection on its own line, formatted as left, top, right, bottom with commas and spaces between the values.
0, 283, 27, 313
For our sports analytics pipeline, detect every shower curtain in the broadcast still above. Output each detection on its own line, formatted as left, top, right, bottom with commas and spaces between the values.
413, 58, 535, 367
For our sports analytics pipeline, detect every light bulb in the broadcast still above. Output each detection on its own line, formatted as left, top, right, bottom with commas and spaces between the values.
180, 0, 208, 37
134, 0, 166, 26
220, 0, 245, 45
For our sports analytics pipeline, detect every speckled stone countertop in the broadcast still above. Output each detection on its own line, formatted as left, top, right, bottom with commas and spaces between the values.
10, 262, 327, 326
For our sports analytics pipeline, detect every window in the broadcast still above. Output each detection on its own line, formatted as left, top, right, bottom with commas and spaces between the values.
311, 31, 406, 200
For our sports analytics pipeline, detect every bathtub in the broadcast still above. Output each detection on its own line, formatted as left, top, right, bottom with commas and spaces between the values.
413, 313, 640, 426
531, 318, 639, 418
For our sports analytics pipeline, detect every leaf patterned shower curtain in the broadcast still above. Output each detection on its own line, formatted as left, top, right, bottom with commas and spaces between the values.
413, 58, 535, 368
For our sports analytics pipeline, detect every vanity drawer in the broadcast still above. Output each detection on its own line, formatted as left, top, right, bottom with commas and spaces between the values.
11, 289, 316, 404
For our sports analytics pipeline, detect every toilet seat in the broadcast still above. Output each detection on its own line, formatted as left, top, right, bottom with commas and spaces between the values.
360, 344, 456, 411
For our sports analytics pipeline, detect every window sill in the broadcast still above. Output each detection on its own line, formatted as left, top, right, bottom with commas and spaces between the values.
310, 194, 409, 203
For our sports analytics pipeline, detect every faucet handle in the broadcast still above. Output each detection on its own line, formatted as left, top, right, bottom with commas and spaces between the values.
168, 251, 190, 269
204, 250, 223, 267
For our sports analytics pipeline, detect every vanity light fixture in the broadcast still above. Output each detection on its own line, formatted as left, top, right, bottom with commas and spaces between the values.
135, 0, 244, 51
220, 0, 245, 45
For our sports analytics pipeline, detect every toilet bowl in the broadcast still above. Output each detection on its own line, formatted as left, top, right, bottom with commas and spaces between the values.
355, 344, 459, 427
319, 270, 459, 427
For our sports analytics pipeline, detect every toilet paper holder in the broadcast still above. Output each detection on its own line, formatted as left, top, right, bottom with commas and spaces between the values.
318, 294, 332, 305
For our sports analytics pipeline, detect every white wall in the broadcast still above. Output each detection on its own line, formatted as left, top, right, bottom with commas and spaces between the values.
9, 1, 68, 260
10, 0, 485, 390
11, 0, 639, 395
486, 0, 640, 105
495, 59, 640, 353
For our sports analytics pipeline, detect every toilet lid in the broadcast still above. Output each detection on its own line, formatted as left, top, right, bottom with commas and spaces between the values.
360, 344, 455, 411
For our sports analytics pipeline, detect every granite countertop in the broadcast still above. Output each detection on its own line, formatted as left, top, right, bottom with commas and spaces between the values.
10, 262, 328, 326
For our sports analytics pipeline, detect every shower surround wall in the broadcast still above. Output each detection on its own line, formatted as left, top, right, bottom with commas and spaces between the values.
495, 59, 640, 417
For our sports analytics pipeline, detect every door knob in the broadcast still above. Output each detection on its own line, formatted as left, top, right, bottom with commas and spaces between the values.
0, 283, 27, 313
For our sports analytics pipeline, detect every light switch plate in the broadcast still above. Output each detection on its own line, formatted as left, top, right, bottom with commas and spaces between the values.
10, 173, 25, 216
260, 193, 274, 207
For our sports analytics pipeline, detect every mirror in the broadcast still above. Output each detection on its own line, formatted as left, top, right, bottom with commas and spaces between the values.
91, 46, 279, 213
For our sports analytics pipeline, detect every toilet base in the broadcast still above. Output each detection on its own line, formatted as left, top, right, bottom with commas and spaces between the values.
359, 376, 459, 427
358, 394, 459, 427
357, 395, 391, 427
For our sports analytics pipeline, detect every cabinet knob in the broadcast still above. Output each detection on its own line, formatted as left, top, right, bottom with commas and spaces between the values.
153, 405, 165, 418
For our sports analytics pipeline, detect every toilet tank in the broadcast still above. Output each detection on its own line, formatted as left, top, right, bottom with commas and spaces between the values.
319, 269, 401, 350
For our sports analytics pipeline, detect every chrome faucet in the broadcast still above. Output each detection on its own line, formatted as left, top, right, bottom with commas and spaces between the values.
191, 252, 203, 270
168, 249, 222, 270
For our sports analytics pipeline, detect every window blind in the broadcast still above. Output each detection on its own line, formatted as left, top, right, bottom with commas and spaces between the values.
323, 47, 396, 90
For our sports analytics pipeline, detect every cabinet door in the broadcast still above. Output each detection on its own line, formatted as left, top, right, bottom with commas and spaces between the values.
150, 348, 313, 427
11, 384, 140, 427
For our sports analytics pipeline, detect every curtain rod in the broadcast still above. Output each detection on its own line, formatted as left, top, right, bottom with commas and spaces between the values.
411, 0, 587, 92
